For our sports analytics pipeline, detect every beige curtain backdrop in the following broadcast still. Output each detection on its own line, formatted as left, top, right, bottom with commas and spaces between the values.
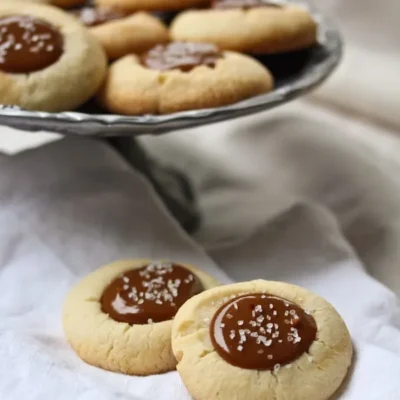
314, 0, 400, 129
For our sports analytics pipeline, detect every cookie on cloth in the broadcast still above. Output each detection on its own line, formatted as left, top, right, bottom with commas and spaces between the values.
63, 259, 219, 375
98, 42, 274, 115
172, 280, 352, 400
73, 7, 169, 60
0, 3, 107, 111
170, 0, 318, 54
95, 0, 207, 12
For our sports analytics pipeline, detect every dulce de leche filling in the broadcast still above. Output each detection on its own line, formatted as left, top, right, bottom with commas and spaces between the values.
0, 15, 63, 74
72, 7, 128, 27
101, 262, 204, 325
210, 294, 317, 370
141, 42, 222, 72
212, 0, 282, 9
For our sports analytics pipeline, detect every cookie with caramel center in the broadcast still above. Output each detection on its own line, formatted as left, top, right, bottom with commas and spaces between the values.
0, 2, 106, 112
63, 259, 219, 376
98, 42, 274, 115
172, 280, 353, 400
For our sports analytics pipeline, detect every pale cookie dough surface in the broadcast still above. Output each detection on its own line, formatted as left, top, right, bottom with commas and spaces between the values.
171, 5, 318, 54
89, 12, 169, 61
172, 280, 353, 400
63, 259, 219, 376
0, 3, 107, 111
95, 0, 206, 12
99, 51, 273, 115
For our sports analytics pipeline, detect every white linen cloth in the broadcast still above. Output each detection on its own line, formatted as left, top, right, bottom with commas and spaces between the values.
1, 136, 400, 400
141, 102, 400, 295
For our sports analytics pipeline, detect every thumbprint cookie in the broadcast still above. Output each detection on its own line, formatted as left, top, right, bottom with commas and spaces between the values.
0, 3, 107, 111
172, 280, 352, 400
98, 42, 274, 115
63, 259, 219, 375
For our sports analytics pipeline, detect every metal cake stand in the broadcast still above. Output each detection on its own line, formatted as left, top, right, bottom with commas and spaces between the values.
0, 5, 342, 233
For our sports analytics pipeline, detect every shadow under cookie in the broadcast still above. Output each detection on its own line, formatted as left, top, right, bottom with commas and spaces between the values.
254, 46, 317, 83
152, 10, 179, 25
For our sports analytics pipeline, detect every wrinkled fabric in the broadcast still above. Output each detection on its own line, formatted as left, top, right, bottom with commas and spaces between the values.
0, 138, 400, 399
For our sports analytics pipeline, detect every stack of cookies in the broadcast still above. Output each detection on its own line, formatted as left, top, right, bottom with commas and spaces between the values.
63, 259, 353, 400
0, 0, 318, 114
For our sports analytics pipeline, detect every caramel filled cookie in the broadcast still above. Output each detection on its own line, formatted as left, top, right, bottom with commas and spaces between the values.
99, 42, 273, 115
73, 7, 169, 60
0, 3, 106, 111
171, 1, 318, 54
63, 259, 219, 375
172, 280, 352, 400
95, 0, 207, 12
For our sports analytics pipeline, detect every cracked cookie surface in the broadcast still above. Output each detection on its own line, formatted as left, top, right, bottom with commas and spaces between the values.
171, 4, 317, 54
63, 259, 219, 376
0, 2, 106, 111
171, 280, 352, 400
98, 42, 273, 115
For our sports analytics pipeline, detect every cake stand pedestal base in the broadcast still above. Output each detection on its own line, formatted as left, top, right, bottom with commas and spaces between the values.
107, 137, 200, 233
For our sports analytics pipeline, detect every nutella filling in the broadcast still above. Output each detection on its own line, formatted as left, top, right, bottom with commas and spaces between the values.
212, 0, 282, 9
72, 6, 127, 27
101, 262, 204, 325
210, 293, 317, 370
141, 42, 222, 72
0, 15, 63, 74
